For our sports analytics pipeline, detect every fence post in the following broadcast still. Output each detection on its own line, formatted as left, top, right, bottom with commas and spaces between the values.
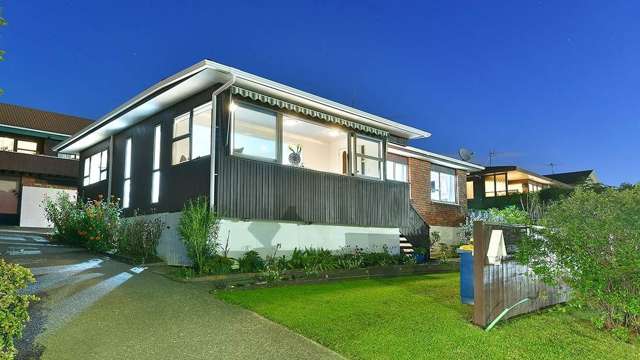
472, 220, 486, 327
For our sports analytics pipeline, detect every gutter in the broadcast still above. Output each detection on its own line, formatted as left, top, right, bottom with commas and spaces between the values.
389, 144, 484, 171
209, 73, 236, 210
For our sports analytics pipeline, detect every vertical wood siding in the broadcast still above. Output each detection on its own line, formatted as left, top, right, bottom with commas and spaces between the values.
217, 155, 410, 227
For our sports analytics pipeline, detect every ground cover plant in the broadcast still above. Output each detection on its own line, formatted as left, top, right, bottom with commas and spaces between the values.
217, 273, 640, 360
0, 260, 38, 360
518, 184, 640, 340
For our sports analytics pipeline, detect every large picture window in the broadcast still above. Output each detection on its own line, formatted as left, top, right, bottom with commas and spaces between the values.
122, 138, 132, 208
232, 103, 277, 160
282, 115, 348, 174
431, 165, 457, 203
83, 150, 108, 186
171, 103, 213, 165
354, 135, 383, 179
229, 101, 386, 180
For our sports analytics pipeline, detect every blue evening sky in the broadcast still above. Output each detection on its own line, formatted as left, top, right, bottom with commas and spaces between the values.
1, 1, 638, 185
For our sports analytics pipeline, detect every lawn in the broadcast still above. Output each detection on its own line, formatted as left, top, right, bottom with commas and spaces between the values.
216, 273, 640, 360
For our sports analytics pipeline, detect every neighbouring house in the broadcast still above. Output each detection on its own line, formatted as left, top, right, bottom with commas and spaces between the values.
0, 103, 93, 227
53, 60, 483, 264
544, 169, 599, 187
467, 165, 572, 209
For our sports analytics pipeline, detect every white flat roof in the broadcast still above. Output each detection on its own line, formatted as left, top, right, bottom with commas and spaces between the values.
55, 60, 432, 153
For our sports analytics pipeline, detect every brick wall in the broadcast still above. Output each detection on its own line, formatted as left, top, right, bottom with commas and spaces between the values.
407, 157, 467, 227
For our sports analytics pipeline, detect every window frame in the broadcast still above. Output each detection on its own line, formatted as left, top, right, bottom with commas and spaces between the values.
83, 149, 108, 186
230, 101, 280, 163
352, 133, 385, 180
151, 124, 161, 204
466, 180, 475, 200
386, 160, 408, 182
122, 138, 132, 208
484, 172, 508, 197
0, 136, 14, 151
430, 165, 458, 204
171, 102, 213, 166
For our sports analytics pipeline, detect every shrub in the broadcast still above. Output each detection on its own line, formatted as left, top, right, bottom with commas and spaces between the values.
238, 250, 265, 273
487, 206, 531, 225
518, 185, 640, 337
178, 196, 220, 274
202, 255, 234, 275
117, 214, 165, 263
44, 194, 121, 252
1, 260, 38, 360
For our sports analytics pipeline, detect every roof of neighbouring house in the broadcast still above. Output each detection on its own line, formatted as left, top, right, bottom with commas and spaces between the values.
0, 103, 93, 136
470, 165, 573, 188
544, 170, 597, 186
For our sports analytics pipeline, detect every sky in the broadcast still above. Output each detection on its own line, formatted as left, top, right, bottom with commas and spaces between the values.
1, 1, 639, 185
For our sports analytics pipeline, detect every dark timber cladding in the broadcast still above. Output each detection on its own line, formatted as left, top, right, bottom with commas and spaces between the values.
78, 86, 415, 229
215, 92, 411, 228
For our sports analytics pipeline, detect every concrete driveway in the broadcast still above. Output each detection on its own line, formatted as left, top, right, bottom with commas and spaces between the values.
0, 230, 342, 360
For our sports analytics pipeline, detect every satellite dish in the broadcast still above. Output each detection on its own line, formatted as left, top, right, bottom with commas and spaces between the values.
459, 148, 474, 162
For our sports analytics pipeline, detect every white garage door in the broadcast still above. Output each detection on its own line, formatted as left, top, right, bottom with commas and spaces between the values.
19, 186, 77, 228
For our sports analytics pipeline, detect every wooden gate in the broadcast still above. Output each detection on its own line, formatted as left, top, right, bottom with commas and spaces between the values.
472, 221, 570, 327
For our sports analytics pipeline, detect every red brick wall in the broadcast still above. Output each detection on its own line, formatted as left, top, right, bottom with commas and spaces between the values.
407, 157, 467, 227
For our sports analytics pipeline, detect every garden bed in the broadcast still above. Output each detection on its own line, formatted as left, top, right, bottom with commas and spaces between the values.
157, 261, 459, 289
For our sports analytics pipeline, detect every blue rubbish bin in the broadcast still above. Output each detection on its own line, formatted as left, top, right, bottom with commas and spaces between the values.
457, 248, 474, 304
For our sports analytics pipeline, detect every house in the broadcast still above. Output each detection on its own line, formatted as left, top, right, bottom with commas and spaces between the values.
467, 165, 572, 209
53, 60, 483, 264
544, 170, 599, 186
0, 103, 93, 227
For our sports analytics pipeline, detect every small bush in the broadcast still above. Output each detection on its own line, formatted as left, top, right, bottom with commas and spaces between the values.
117, 214, 165, 263
178, 196, 220, 274
238, 250, 265, 273
44, 194, 121, 252
202, 255, 234, 275
1, 260, 38, 360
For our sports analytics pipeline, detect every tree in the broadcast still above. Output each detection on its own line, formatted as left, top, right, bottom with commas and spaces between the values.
0, 11, 6, 95
517, 185, 640, 339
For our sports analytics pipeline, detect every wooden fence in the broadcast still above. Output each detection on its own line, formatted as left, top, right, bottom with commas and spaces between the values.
472, 221, 570, 328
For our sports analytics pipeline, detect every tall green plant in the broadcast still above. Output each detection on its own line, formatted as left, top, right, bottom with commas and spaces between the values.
1, 260, 38, 360
518, 185, 640, 337
178, 196, 220, 273
117, 214, 164, 263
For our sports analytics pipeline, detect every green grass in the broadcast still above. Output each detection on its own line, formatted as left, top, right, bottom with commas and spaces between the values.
216, 273, 640, 360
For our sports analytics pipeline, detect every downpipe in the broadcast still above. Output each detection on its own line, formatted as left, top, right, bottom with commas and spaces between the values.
209, 72, 236, 210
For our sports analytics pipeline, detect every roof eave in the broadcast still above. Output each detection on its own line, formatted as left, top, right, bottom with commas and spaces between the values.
55, 60, 431, 153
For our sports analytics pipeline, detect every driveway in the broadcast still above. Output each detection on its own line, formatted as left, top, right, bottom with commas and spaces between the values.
0, 230, 342, 360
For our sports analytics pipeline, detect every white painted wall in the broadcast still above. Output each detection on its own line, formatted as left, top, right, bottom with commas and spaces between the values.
136, 211, 401, 265
20, 186, 77, 228
219, 219, 400, 258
